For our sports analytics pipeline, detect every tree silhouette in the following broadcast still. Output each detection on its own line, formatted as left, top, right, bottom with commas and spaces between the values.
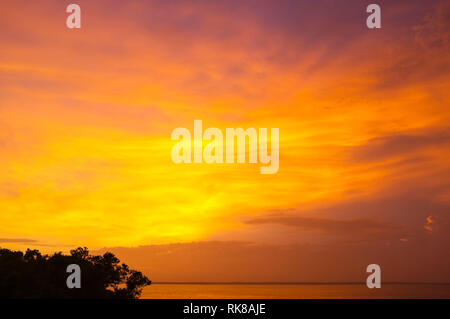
0, 247, 151, 298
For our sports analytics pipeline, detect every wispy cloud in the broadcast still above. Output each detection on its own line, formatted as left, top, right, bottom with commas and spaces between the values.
0, 238, 37, 243
350, 128, 450, 162
246, 214, 399, 234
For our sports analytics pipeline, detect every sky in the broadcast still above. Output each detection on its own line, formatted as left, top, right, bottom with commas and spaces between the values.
0, 0, 449, 282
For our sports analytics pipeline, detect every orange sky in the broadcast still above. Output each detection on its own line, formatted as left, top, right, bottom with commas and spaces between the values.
0, 0, 449, 282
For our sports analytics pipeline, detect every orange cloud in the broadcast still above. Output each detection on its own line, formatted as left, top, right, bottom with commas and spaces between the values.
425, 216, 435, 232
0, 0, 449, 282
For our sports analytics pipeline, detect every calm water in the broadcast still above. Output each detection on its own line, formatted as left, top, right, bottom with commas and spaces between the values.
141, 283, 450, 299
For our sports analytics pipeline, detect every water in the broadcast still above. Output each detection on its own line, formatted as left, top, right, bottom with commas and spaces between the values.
141, 283, 450, 299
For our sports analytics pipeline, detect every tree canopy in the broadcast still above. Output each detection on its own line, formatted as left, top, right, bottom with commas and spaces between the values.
0, 247, 151, 298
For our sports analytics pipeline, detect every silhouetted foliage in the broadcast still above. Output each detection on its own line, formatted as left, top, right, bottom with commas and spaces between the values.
0, 247, 151, 298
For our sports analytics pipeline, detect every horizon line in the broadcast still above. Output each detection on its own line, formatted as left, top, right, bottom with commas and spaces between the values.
151, 282, 450, 285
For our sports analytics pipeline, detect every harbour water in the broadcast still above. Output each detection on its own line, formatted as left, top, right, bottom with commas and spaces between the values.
141, 283, 450, 299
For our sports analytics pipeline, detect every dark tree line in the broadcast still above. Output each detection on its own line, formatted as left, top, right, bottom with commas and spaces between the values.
0, 247, 151, 298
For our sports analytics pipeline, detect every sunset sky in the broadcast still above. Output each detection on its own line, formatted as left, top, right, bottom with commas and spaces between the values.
1, 0, 449, 282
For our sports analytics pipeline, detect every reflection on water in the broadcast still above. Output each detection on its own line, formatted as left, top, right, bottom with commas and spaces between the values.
141, 283, 450, 299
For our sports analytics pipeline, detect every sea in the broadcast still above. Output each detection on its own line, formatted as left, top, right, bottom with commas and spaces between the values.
141, 283, 450, 299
